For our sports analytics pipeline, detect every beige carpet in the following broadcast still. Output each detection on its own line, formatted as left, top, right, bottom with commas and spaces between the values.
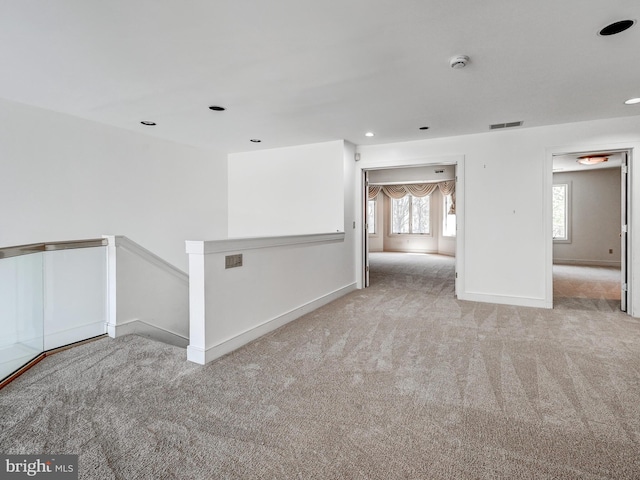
1, 252, 639, 479
553, 263, 622, 312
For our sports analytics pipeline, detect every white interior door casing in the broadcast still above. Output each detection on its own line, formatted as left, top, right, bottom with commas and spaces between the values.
621, 152, 629, 312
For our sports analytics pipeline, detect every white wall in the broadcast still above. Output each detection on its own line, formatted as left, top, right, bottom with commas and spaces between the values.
189, 141, 357, 364
228, 140, 345, 237
225, 139, 355, 282
0, 98, 228, 271
553, 168, 621, 266
106, 236, 189, 346
187, 234, 356, 364
368, 165, 455, 184
356, 115, 640, 311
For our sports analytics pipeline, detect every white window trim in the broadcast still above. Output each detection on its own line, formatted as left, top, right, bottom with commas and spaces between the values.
553, 181, 572, 244
367, 199, 379, 237
389, 195, 433, 237
442, 193, 456, 238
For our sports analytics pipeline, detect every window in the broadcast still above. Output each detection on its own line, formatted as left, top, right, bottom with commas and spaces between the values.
552, 183, 570, 242
443, 194, 456, 237
391, 195, 430, 234
367, 199, 377, 234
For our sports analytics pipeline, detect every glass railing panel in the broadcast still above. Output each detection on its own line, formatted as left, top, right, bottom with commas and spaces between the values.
0, 252, 44, 380
43, 246, 107, 350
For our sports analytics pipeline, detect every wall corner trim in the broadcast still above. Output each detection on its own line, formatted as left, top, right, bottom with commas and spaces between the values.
187, 345, 206, 365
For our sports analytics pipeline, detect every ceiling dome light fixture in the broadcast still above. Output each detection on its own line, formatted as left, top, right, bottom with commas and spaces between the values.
577, 154, 609, 165
209, 106, 226, 111
598, 19, 635, 36
625, 97, 640, 105
140, 121, 156, 126
365, 132, 375, 137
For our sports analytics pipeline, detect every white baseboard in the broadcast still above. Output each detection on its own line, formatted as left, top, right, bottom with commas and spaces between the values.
187, 345, 206, 364
553, 259, 621, 267
381, 249, 455, 257
188, 282, 357, 365
457, 291, 551, 309
44, 321, 106, 351
384, 248, 439, 254
107, 319, 188, 348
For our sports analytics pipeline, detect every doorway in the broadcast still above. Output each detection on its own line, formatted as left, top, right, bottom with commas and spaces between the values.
362, 163, 461, 296
551, 149, 630, 312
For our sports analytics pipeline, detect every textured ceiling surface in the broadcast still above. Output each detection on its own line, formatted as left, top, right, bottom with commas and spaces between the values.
1, 1, 639, 153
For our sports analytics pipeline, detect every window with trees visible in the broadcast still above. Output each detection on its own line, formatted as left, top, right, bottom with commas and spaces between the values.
443, 194, 456, 237
553, 183, 570, 242
391, 195, 430, 234
367, 199, 376, 234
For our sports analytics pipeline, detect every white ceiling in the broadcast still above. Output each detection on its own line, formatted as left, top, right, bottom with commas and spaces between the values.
1, 1, 639, 153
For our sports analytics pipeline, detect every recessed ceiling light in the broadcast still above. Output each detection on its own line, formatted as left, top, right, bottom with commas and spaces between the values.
419, 126, 429, 130
140, 121, 156, 126
624, 97, 640, 105
365, 132, 375, 137
598, 19, 635, 36
250, 139, 261, 143
209, 106, 226, 111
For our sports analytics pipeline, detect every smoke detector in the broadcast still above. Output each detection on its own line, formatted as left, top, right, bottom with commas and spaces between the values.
450, 55, 469, 69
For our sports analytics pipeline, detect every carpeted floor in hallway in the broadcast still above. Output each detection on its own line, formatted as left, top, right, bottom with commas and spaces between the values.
553, 263, 622, 312
1, 252, 639, 479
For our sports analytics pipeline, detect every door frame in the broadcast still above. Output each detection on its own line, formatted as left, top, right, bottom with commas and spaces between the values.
355, 155, 465, 295
363, 169, 370, 287
545, 143, 635, 315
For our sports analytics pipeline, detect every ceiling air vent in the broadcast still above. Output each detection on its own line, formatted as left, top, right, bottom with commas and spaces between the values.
490, 121, 523, 130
